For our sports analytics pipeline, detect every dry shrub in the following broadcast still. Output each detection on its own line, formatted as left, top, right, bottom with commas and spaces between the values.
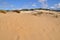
0, 10, 6, 14
37, 12, 43, 15
13, 10, 20, 13
32, 13, 37, 16
49, 13, 54, 15
48, 12, 58, 18
53, 15, 58, 18
32, 12, 43, 16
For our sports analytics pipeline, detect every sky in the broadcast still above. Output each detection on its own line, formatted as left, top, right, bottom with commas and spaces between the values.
0, 0, 60, 10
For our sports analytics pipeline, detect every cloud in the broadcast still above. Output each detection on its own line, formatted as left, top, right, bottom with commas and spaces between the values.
38, 0, 48, 8
54, 3, 60, 8
50, 3, 60, 9
32, 4, 37, 6
50, 6, 55, 9
38, 0, 47, 3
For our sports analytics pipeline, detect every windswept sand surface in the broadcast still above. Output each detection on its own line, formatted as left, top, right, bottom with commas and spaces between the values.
0, 12, 60, 40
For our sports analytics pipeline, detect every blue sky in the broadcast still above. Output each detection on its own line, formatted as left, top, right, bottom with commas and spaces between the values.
0, 0, 60, 10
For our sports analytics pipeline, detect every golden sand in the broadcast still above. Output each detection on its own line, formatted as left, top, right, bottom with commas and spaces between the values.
0, 11, 60, 40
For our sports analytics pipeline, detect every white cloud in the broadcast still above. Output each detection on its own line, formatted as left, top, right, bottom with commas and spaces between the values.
38, 0, 48, 8
32, 4, 37, 6
55, 3, 60, 8
50, 6, 55, 9
38, 0, 47, 3
50, 3, 60, 9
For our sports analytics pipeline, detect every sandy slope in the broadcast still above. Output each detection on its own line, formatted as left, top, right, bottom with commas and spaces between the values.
0, 12, 60, 40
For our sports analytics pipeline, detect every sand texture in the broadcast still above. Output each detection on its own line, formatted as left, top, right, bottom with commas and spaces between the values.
0, 11, 60, 40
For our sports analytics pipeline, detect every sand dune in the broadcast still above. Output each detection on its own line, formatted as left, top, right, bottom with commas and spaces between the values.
0, 11, 60, 40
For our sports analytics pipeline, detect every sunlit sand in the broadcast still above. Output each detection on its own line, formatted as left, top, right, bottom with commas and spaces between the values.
0, 10, 60, 40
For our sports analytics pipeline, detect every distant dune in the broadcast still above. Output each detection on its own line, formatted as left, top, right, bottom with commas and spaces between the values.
0, 10, 60, 40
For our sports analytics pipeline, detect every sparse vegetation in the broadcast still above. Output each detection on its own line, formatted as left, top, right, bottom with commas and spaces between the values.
49, 13, 54, 15
0, 10, 6, 14
12, 10, 20, 13
55, 15, 58, 18
21, 9, 29, 11
21, 9, 34, 11
29, 9, 34, 11
53, 15, 58, 18
32, 12, 43, 16
48, 13, 58, 18
37, 12, 43, 15
32, 13, 37, 16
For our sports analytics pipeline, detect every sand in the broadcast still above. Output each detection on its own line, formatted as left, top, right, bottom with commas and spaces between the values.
0, 11, 60, 40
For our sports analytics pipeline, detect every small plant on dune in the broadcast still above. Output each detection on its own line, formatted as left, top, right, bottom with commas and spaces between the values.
13, 10, 20, 13
54, 15, 58, 18
0, 10, 6, 14
32, 12, 43, 16
49, 12, 58, 18
21, 9, 29, 11
37, 12, 43, 15
49, 13, 54, 15
32, 13, 37, 16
